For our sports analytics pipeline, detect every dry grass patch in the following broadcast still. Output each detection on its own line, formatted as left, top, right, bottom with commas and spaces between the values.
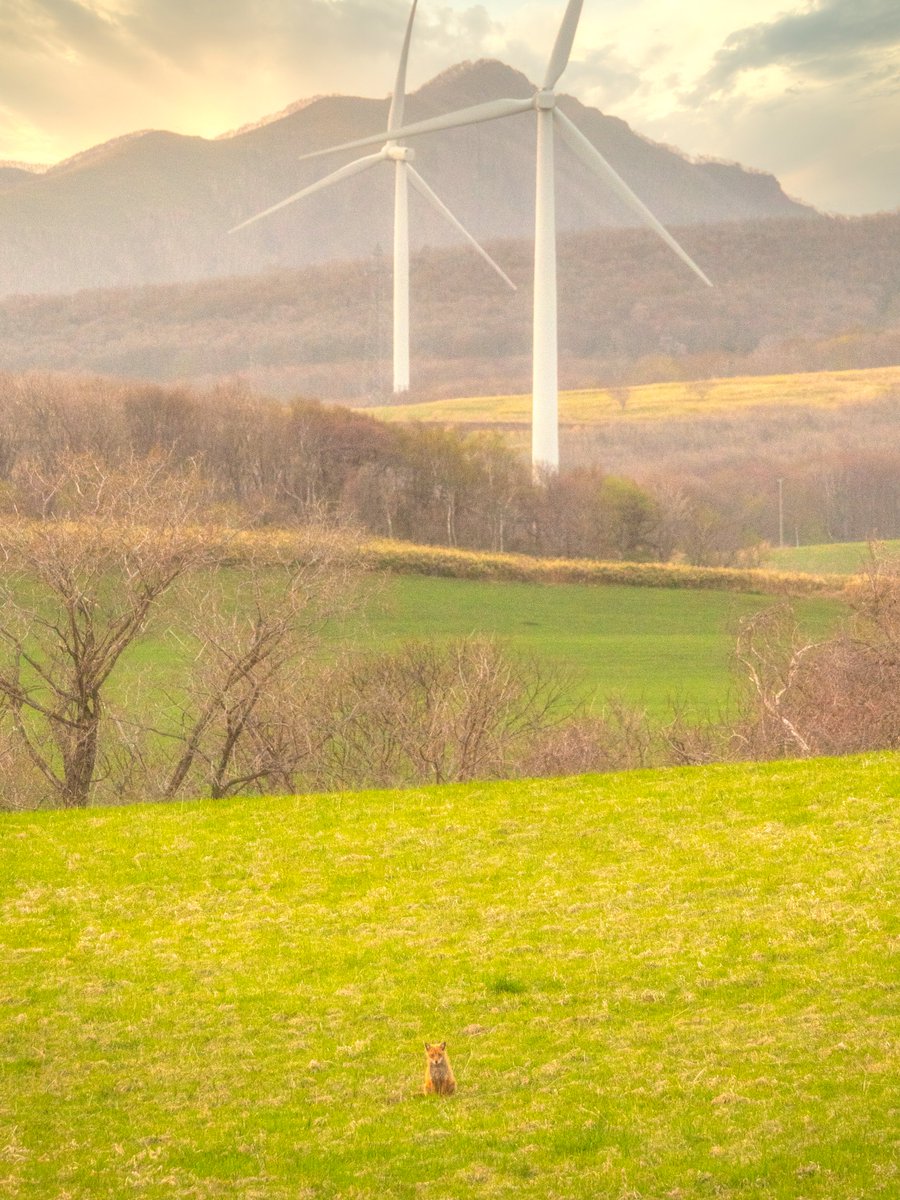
366, 365, 900, 428
361, 538, 845, 597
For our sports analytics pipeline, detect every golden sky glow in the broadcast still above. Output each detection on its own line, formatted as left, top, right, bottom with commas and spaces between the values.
1, 0, 897, 213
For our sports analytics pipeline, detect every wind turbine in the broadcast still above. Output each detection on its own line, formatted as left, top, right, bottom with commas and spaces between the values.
229, 0, 515, 395
295, 0, 712, 470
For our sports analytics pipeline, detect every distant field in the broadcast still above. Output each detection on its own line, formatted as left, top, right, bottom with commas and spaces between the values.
2, 527, 844, 724
348, 575, 840, 716
364, 365, 900, 429
121, 573, 840, 720
766, 540, 900, 575
2, 752, 897, 1199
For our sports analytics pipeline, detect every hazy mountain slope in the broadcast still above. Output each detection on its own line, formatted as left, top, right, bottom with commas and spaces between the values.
0, 166, 36, 190
0, 61, 810, 297
1, 211, 895, 401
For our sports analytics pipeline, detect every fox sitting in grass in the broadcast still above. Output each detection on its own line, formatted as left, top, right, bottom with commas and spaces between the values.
424, 1042, 456, 1095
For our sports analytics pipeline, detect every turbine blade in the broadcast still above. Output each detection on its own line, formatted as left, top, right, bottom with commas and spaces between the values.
298, 97, 533, 164
228, 153, 384, 233
407, 167, 517, 291
555, 109, 713, 287
543, 0, 584, 90
388, 0, 419, 133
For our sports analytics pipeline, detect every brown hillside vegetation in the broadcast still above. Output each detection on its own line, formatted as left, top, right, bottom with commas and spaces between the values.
0, 372, 897, 559
368, 368, 900, 546
1, 211, 897, 402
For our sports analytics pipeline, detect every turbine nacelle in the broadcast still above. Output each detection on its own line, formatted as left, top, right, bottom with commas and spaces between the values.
384, 144, 416, 163
534, 91, 557, 111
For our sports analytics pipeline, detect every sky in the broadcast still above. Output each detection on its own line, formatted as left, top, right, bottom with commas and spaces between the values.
1, 0, 898, 214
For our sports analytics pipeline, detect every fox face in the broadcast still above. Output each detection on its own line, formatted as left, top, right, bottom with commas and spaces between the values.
425, 1041, 447, 1067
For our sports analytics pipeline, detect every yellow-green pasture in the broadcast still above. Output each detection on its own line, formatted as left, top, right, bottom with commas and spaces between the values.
1, 753, 897, 1199
766, 539, 900, 575
363, 365, 900, 429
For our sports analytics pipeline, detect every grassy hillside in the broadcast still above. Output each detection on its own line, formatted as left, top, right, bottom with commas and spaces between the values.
0, 524, 843, 736
766, 540, 900, 575
350, 575, 840, 715
365, 365, 900, 430
117, 569, 840, 720
1, 753, 897, 1198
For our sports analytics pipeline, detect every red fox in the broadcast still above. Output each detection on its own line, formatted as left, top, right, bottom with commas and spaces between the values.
423, 1041, 456, 1095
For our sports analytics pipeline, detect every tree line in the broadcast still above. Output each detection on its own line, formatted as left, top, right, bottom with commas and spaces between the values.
3, 371, 897, 566
0, 372, 690, 562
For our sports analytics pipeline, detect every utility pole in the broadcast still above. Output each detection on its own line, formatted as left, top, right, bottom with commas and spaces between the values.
778, 477, 785, 549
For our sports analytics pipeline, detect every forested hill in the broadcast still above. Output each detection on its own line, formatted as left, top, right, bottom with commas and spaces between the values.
0, 59, 810, 297
1, 210, 896, 401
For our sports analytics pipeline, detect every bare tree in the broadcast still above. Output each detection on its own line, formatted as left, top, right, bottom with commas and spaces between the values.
325, 637, 564, 789
0, 454, 214, 807
0, 725, 48, 812
158, 529, 362, 800
848, 543, 900, 645
733, 606, 821, 758
730, 576, 900, 760
521, 698, 656, 777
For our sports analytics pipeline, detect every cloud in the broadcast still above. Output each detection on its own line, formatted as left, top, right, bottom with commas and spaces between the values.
656, 0, 900, 212
95, 1, 501, 84
696, 0, 900, 97
558, 46, 644, 108
725, 80, 900, 213
0, 2, 501, 98
1, 0, 147, 71
0, 1, 505, 163
636, 4, 900, 217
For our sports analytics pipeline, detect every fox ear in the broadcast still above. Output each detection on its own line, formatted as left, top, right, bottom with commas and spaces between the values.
439, 1041, 446, 1051
424, 1042, 431, 1050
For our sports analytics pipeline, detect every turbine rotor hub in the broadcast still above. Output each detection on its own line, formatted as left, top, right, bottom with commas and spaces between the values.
534, 90, 557, 110
385, 144, 415, 162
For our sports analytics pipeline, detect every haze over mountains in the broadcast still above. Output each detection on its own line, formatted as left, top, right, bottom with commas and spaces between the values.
3, 210, 897, 403
0, 60, 811, 298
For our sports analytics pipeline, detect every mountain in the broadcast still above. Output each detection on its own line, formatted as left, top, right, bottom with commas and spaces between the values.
0, 164, 42, 190
0, 61, 811, 298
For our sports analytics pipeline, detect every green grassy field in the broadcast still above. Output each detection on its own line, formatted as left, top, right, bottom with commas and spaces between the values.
4, 561, 844, 790
349, 576, 840, 715
1, 753, 897, 1199
124, 573, 840, 720
766, 540, 900, 576
364, 365, 900, 429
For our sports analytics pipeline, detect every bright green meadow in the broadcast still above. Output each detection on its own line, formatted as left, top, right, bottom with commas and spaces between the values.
356, 576, 839, 713
127, 573, 841, 720
766, 541, 900, 576
1, 753, 898, 1198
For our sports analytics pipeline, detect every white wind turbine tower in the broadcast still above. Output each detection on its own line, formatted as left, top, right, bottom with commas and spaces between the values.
230, 0, 515, 395
296, 0, 712, 470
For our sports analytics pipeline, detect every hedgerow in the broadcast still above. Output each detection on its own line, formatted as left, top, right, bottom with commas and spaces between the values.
358, 538, 846, 596
0, 521, 846, 597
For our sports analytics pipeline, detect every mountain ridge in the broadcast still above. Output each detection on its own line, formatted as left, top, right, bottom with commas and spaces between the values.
0, 59, 812, 298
